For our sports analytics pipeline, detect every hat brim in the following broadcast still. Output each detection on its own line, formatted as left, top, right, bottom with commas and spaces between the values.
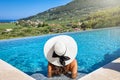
44, 35, 78, 66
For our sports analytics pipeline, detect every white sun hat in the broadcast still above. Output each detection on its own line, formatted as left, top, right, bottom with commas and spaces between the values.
44, 35, 78, 66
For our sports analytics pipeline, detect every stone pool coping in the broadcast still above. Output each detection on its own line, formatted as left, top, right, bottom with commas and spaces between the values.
79, 57, 120, 80
0, 59, 35, 80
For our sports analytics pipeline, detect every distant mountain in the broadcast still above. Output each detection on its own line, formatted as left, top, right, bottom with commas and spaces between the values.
23, 0, 120, 23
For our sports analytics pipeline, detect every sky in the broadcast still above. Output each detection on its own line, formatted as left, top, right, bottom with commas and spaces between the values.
0, 0, 72, 20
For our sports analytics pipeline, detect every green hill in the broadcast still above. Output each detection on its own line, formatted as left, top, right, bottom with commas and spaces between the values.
1, 0, 120, 39
82, 6, 120, 29
23, 0, 120, 23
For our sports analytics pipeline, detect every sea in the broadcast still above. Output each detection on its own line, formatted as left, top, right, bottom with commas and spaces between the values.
0, 20, 17, 23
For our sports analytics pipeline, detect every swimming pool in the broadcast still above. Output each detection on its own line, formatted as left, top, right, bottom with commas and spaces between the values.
0, 27, 120, 76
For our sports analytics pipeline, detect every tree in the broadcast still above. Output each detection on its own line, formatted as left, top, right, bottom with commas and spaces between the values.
81, 22, 86, 30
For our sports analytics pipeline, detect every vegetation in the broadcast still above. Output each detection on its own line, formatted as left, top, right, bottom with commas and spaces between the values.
0, 23, 16, 29
1, 0, 120, 40
82, 6, 120, 29
0, 22, 75, 40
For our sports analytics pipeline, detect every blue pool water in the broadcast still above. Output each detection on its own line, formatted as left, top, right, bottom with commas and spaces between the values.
0, 27, 120, 76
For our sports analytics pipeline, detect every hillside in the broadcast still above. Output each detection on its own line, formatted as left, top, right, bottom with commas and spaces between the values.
24, 0, 120, 23
82, 6, 120, 29
10, 0, 120, 40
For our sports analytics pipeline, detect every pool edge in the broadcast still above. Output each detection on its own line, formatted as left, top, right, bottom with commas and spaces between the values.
0, 59, 35, 80
79, 57, 120, 80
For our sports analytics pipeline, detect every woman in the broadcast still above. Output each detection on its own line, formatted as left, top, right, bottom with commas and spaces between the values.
44, 35, 78, 79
